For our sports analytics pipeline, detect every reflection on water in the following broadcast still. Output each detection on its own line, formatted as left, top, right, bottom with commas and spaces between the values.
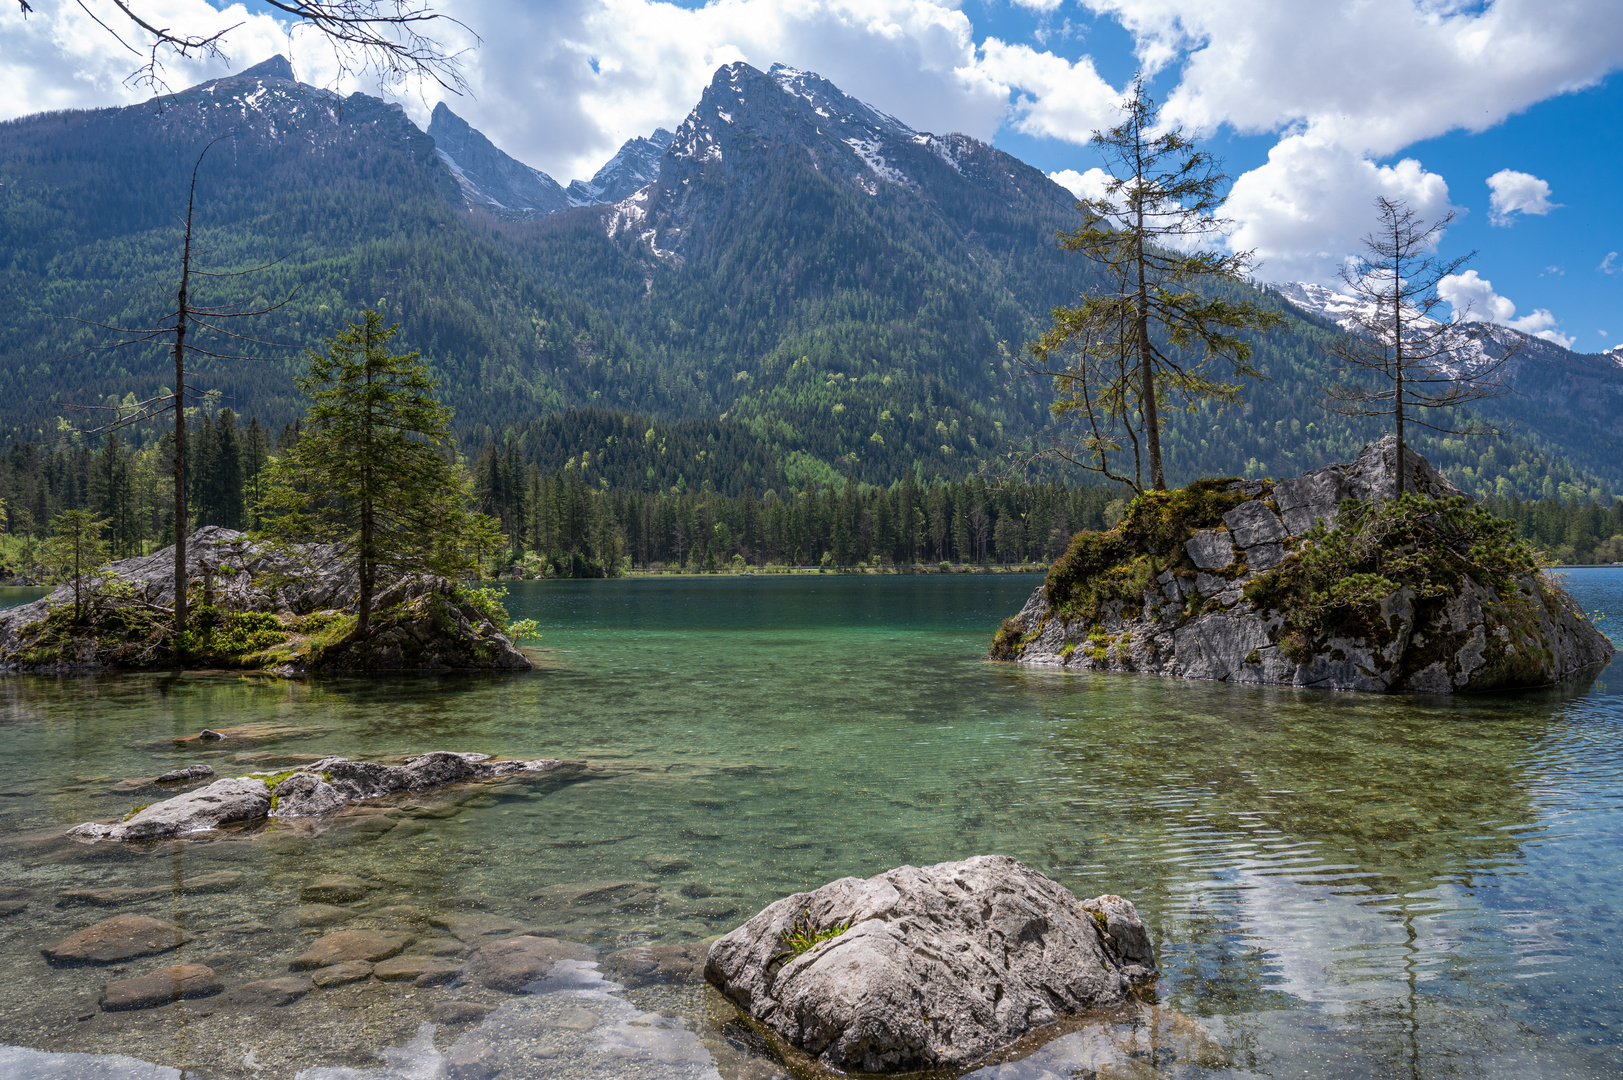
0, 572, 1618, 1078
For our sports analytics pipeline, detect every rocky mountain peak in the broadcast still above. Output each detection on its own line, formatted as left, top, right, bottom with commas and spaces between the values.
232, 54, 296, 82
566, 128, 674, 206
427, 103, 571, 218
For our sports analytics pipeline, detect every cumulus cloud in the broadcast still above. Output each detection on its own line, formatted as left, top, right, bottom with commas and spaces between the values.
1088, 0, 1623, 155
1487, 169, 1557, 225
1438, 269, 1573, 347
973, 38, 1120, 144
1223, 136, 1453, 283
1048, 166, 1114, 201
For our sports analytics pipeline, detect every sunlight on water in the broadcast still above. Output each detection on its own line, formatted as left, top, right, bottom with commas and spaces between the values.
0, 571, 1618, 1078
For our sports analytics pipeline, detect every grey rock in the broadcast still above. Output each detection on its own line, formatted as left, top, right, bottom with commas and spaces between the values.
222, 975, 311, 1007
465, 935, 595, 992
996, 437, 1615, 694
1222, 501, 1286, 546
1245, 542, 1285, 571
43, 915, 191, 965
1184, 529, 1235, 569
704, 855, 1154, 1073
0, 900, 26, 917
67, 753, 562, 842
155, 764, 215, 784
69, 777, 270, 842
272, 773, 346, 817
100, 963, 221, 1010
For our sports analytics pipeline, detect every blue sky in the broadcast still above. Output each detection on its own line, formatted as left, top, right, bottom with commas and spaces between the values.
962, 2, 1623, 353
4, 0, 1620, 352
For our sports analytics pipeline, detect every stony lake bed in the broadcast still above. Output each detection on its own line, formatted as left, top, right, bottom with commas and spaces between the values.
0, 572, 1620, 1079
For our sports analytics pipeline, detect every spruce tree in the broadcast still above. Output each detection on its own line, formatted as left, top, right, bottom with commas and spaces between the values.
255, 310, 501, 635
1029, 76, 1284, 491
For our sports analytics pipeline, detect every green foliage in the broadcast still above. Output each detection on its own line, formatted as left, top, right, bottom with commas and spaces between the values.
39, 509, 110, 619
1035, 76, 1284, 490
1043, 477, 1247, 620
1243, 494, 1541, 659
255, 310, 503, 630
772, 910, 855, 967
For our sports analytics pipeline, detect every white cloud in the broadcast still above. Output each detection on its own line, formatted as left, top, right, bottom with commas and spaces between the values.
1602, 252, 1620, 275
384, 0, 1022, 183
1226, 136, 1453, 283
1487, 169, 1557, 225
1048, 166, 1113, 201
1010, 0, 1065, 10
1086, 0, 1623, 155
972, 38, 1120, 144
1438, 269, 1573, 347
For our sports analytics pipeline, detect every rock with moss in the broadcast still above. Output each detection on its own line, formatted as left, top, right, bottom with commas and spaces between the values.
992, 437, 1614, 693
67, 751, 562, 842
704, 855, 1155, 1073
0, 527, 529, 674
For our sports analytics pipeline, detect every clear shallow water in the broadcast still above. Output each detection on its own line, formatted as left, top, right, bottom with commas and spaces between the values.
0, 571, 1618, 1079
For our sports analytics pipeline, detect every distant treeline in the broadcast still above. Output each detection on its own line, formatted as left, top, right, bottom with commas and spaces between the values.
4, 416, 1619, 580
471, 438, 1121, 575
1480, 494, 1623, 565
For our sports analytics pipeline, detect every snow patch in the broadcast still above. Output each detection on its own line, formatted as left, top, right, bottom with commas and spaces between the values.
844, 137, 907, 185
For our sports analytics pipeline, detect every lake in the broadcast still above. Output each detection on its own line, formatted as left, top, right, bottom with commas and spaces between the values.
0, 569, 1619, 1078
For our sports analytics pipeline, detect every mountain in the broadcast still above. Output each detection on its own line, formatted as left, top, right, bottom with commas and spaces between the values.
427, 102, 572, 217
0, 56, 1612, 502
1273, 281, 1623, 493
567, 128, 673, 205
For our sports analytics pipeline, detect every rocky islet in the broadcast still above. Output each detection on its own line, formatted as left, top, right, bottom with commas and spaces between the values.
994, 437, 1615, 692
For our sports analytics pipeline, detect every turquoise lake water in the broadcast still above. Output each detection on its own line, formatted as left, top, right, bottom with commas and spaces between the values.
0, 569, 1619, 1079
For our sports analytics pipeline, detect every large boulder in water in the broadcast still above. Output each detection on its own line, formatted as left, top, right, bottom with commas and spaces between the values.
704, 855, 1155, 1073
993, 436, 1615, 693
67, 777, 270, 842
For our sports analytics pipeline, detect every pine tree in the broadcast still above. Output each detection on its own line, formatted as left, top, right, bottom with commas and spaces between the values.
255, 310, 502, 635
1322, 198, 1514, 497
1028, 76, 1284, 491
41, 509, 110, 620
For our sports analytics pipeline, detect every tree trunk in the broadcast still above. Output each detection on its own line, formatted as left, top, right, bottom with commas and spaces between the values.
172, 217, 191, 639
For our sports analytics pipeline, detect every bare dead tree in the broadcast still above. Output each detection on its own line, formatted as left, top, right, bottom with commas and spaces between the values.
59, 137, 301, 637
1323, 196, 1518, 498
15, 0, 475, 96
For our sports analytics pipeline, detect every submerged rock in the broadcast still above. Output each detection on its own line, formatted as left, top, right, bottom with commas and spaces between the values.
994, 437, 1615, 693
290, 930, 412, 970
43, 915, 191, 965
222, 975, 311, 1007
65, 752, 562, 842
704, 855, 1156, 1074
465, 935, 596, 992
100, 964, 222, 1011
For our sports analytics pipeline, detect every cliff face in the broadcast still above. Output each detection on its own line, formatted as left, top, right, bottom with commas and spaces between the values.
993, 438, 1615, 693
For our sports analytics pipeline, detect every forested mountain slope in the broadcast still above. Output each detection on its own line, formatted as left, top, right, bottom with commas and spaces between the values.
0, 56, 1611, 501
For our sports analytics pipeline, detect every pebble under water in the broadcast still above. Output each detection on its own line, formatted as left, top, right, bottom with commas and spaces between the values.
0, 570, 1619, 1079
